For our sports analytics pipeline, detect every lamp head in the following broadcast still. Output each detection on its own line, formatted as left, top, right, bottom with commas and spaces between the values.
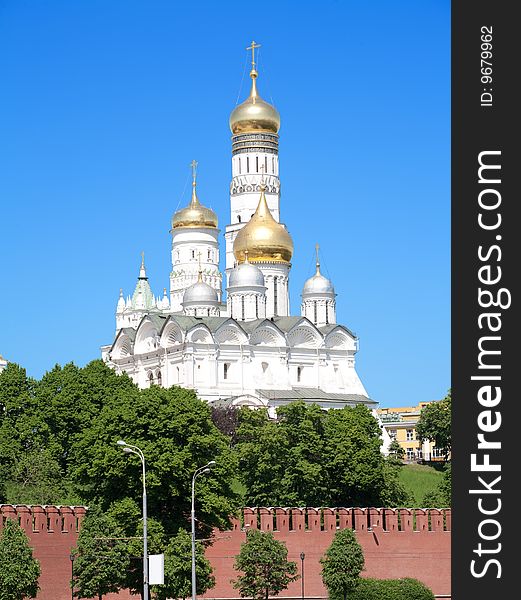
117, 440, 127, 447
122, 447, 133, 454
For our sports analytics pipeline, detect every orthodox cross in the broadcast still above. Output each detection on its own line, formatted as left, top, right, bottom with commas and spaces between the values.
190, 159, 198, 184
246, 40, 261, 70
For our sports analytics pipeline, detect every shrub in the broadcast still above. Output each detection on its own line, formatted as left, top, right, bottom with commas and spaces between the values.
346, 577, 435, 600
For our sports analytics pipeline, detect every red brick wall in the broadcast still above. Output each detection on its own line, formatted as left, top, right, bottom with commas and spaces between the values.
1, 505, 451, 600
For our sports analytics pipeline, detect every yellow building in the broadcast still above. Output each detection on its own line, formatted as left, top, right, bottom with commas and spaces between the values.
378, 402, 447, 462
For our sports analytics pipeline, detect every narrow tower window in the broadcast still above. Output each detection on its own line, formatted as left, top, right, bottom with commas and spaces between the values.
265, 156, 268, 174
241, 295, 245, 320
224, 363, 229, 380
325, 303, 329, 325
272, 157, 275, 173
239, 157, 241, 174
208, 249, 211, 260
157, 371, 162, 387
148, 372, 154, 387
297, 366, 303, 382
255, 295, 258, 319
256, 156, 259, 172
238, 215, 242, 223
314, 301, 318, 324
247, 157, 250, 173
273, 277, 278, 315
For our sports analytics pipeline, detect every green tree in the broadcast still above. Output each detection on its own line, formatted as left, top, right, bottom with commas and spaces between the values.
416, 391, 451, 459
320, 528, 365, 600
72, 506, 129, 600
387, 440, 405, 464
70, 384, 240, 538
236, 402, 409, 508
154, 529, 215, 600
233, 529, 298, 600
0, 519, 40, 600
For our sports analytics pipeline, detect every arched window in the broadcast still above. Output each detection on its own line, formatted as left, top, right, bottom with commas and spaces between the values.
297, 366, 303, 382
224, 363, 229, 380
148, 372, 154, 387
156, 370, 162, 387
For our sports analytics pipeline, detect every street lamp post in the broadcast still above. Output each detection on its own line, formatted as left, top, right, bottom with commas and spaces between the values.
118, 440, 148, 600
191, 461, 215, 600
300, 552, 305, 600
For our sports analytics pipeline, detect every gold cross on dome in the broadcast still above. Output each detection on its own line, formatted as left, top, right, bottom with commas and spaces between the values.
246, 41, 261, 69
190, 159, 198, 183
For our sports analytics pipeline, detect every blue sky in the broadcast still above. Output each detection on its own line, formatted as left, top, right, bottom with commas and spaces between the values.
0, 0, 450, 407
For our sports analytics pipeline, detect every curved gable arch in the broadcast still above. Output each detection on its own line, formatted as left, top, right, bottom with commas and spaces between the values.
249, 321, 286, 346
112, 332, 133, 359
134, 320, 160, 354
214, 320, 248, 345
324, 326, 356, 350
186, 324, 214, 344
160, 320, 184, 348
287, 320, 323, 348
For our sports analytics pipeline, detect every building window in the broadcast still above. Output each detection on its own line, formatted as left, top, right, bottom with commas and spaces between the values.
273, 277, 278, 315
156, 371, 162, 387
432, 447, 443, 458
224, 363, 229, 380
313, 301, 317, 324
238, 215, 242, 223
239, 157, 241, 174
208, 249, 211, 260
416, 448, 423, 459
255, 295, 258, 319
406, 447, 415, 460
272, 157, 275, 173
406, 429, 414, 441
241, 296, 245, 320
265, 156, 268, 174
325, 303, 329, 325
388, 429, 397, 440
297, 366, 303, 382
256, 156, 259, 172
191, 250, 195, 259
148, 372, 154, 387
247, 157, 249, 173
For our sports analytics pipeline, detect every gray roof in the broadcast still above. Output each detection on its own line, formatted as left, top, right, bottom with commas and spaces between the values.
256, 388, 374, 405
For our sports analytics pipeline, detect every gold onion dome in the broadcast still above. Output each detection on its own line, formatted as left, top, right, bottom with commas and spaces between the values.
229, 42, 280, 134
233, 184, 293, 264
171, 162, 218, 230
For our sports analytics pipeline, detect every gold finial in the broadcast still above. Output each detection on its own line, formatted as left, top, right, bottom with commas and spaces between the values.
141, 251, 145, 267
190, 160, 200, 206
315, 244, 321, 275
190, 159, 198, 186
246, 40, 261, 71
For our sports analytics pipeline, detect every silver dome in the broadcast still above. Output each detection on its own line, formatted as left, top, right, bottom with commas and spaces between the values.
182, 280, 218, 305
302, 272, 335, 296
228, 261, 265, 289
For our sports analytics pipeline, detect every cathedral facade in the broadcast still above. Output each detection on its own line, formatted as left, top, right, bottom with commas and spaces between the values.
101, 45, 375, 417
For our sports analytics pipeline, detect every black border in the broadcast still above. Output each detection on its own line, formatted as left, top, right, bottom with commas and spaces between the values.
452, 2, 517, 597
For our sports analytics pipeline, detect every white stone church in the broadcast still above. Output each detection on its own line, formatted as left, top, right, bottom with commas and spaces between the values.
101, 45, 377, 418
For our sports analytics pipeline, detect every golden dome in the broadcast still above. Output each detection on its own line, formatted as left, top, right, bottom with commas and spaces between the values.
229, 68, 280, 135
171, 163, 218, 230
233, 185, 293, 264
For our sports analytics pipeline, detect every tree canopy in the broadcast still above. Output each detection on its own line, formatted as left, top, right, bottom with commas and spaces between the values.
233, 529, 298, 600
320, 528, 365, 600
416, 390, 451, 458
0, 519, 40, 600
235, 402, 410, 507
